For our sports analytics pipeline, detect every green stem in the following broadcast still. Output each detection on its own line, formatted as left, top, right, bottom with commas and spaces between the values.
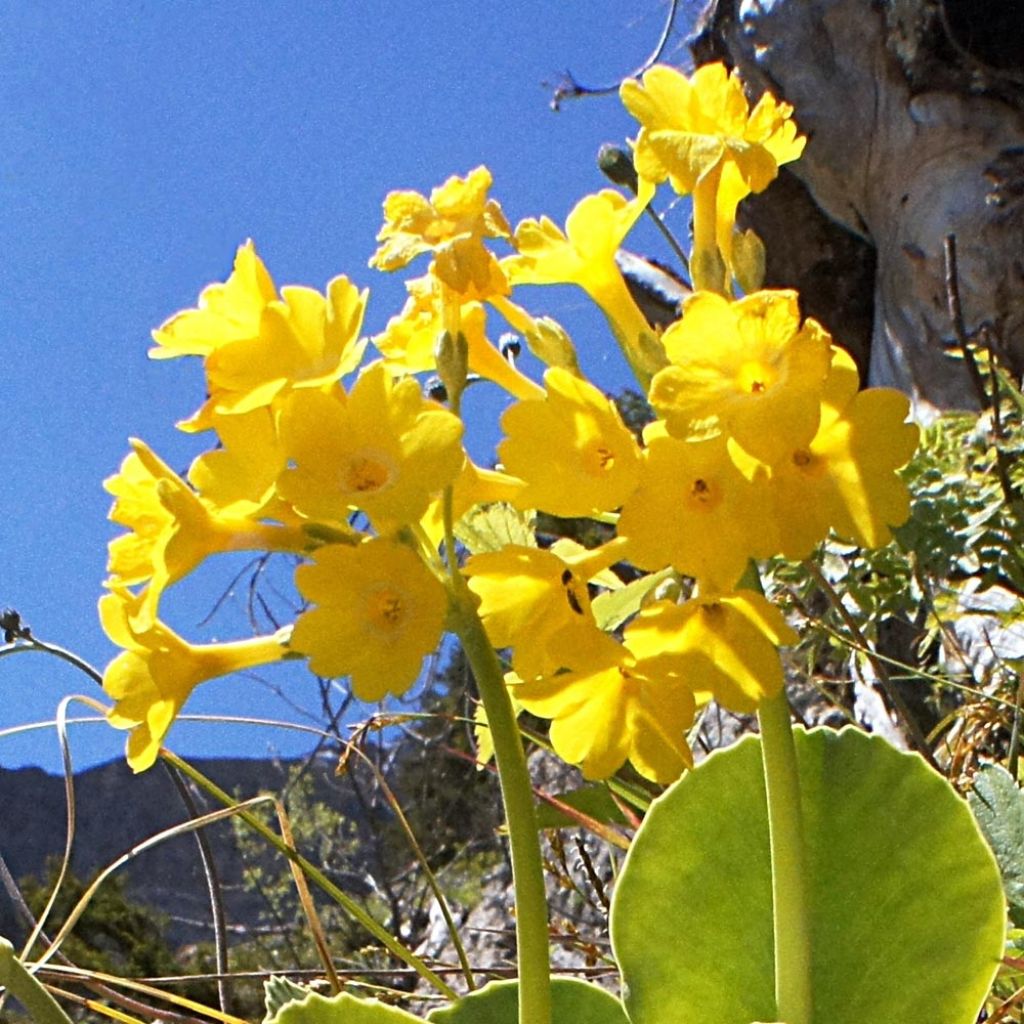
758, 689, 812, 1024
0, 937, 74, 1024
452, 596, 551, 1024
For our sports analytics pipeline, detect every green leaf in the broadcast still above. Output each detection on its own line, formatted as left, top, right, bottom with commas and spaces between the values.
428, 978, 628, 1024
611, 727, 1006, 1024
264, 976, 318, 1022
969, 763, 1024, 927
534, 784, 628, 830
266, 992, 423, 1024
591, 567, 673, 631
455, 502, 536, 554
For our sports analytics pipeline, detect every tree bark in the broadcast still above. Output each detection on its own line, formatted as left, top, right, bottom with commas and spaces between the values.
693, 0, 1024, 412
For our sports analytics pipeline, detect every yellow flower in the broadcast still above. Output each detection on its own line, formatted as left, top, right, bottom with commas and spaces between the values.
626, 593, 798, 713
498, 367, 642, 517
463, 540, 626, 679
617, 429, 773, 590
373, 273, 543, 401
648, 290, 832, 464
291, 538, 447, 701
151, 241, 367, 431
277, 363, 465, 532
503, 185, 658, 378
101, 587, 289, 772
149, 239, 274, 358
767, 348, 919, 557
620, 63, 804, 291
369, 166, 512, 301
187, 408, 289, 520
514, 627, 695, 784
105, 438, 310, 622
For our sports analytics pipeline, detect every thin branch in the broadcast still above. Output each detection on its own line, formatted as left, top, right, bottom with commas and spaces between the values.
944, 235, 992, 408
550, 0, 682, 110
162, 763, 231, 1016
944, 234, 1023, 521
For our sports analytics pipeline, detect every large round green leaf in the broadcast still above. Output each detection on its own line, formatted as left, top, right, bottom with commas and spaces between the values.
427, 978, 628, 1024
267, 992, 422, 1024
611, 727, 1006, 1024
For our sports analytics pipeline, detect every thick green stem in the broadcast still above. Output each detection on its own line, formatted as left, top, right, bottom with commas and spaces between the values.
452, 597, 551, 1024
758, 689, 813, 1024
0, 938, 74, 1024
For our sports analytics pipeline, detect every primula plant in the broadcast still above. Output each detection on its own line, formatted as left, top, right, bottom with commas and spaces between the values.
3, 61, 1018, 1024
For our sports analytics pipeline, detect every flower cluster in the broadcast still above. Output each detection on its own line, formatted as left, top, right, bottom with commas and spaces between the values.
100, 63, 917, 785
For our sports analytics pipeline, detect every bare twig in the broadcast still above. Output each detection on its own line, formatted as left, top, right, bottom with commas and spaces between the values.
162, 763, 231, 1015
550, 1, 682, 110
944, 235, 1023, 521
943, 235, 991, 408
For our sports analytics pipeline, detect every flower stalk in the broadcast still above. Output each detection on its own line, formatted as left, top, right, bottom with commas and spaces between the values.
451, 593, 551, 1024
758, 688, 813, 1024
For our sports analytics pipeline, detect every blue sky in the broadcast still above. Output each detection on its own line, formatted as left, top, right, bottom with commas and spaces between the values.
0, 2, 696, 772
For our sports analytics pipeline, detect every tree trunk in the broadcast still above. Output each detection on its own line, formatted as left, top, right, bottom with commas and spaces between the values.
693, 0, 1024, 412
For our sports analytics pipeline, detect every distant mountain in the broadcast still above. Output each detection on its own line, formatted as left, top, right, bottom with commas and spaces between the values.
0, 755, 355, 947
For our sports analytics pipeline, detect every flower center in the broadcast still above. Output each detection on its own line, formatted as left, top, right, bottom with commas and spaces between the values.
737, 360, 776, 396
345, 453, 394, 494
368, 587, 405, 631
688, 476, 719, 511
791, 447, 824, 476
589, 443, 616, 473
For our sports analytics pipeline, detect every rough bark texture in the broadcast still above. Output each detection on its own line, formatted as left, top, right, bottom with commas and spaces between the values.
693, 0, 1024, 412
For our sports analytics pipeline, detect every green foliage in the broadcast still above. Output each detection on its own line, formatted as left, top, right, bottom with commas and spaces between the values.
611, 728, 1006, 1024
265, 974, 321, 1021
757, 379, 1024, 768
267, 990, 423, 1024
427, 978, 629, 1023
226, 663, 503, 999
259, 979, 631, 1024
12, 858, 218, 1021
19, 858, 183, 981
970, 764, 1024, 928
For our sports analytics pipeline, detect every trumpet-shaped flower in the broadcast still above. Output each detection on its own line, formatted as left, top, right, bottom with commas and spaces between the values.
620, 63, 805, 291
463, 540, 626, 679
277, 363, 465, 532
187, 408, 289, 520
498, 367, 642, 517
152, 242, 367, 430
101, 587, 290, 772
503, 185, 657, 375
370, 166, 512, 301
626, 592, 798, 713
149, 240, 274, 358
514, 626, 696, 784
766, 348, 919, 557
617, 429, 773, 590
291, 538, 447, 701
105, 438, 310, 622
373, 273, 542, 401
648, 290, 832, 464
